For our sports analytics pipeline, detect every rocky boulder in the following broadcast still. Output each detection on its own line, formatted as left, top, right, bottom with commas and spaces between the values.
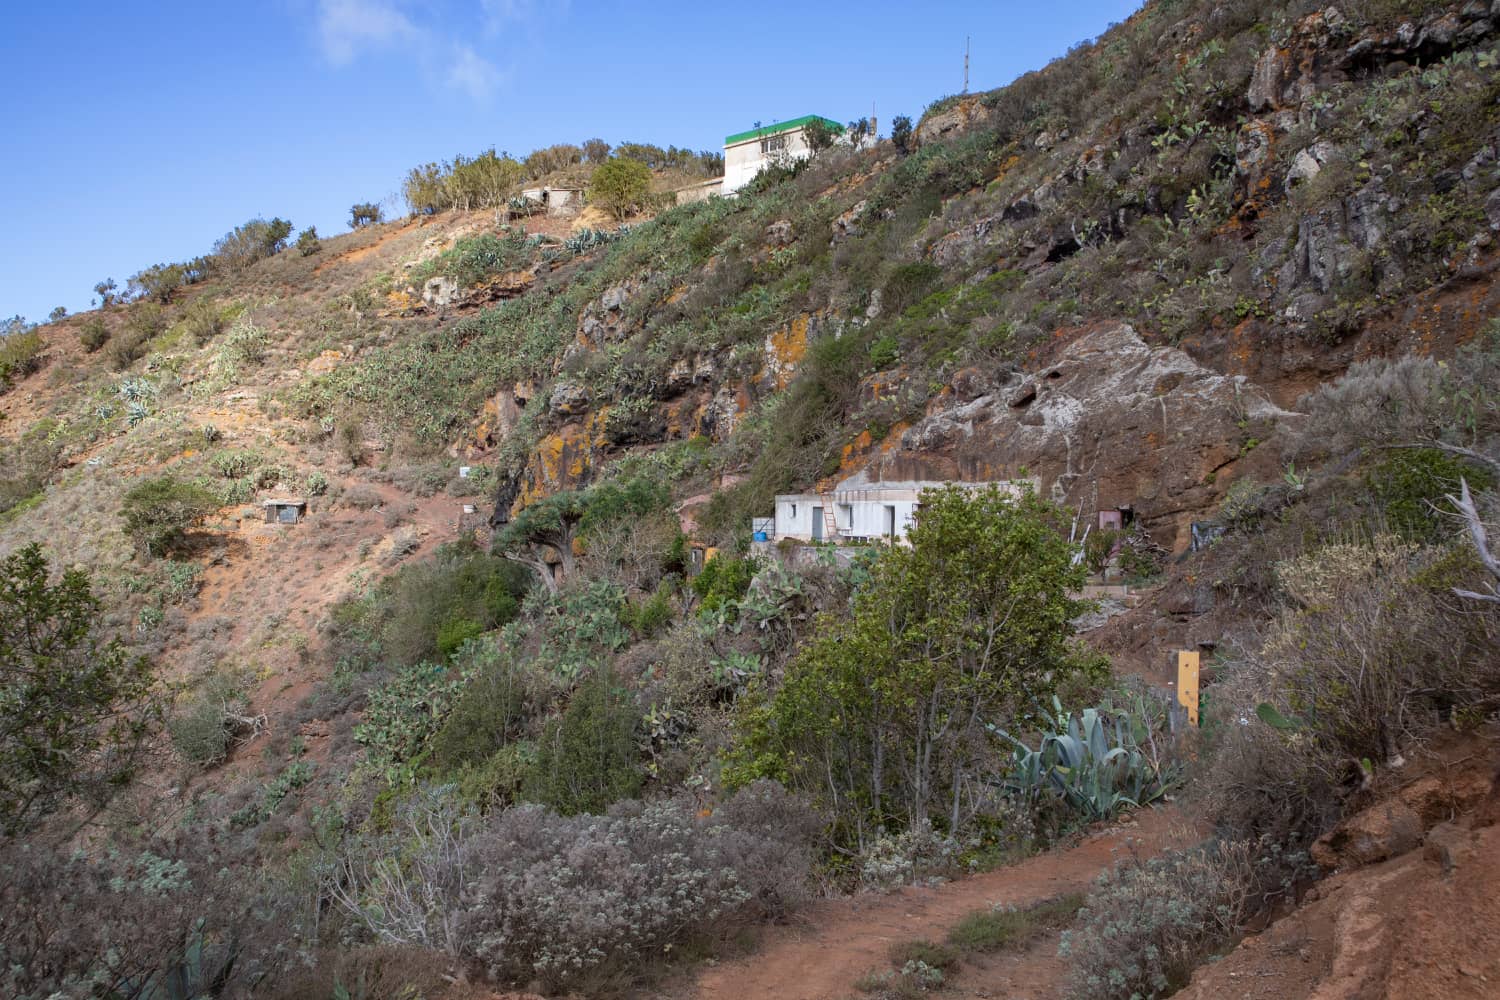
915, 96, 988, 146
422, 275, 461, 308
548, 381, 591, 416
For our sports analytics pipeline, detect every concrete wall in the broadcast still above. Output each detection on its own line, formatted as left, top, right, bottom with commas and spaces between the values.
771, 481, 1038, 543
724, 127, 816, 193
674, 178, 724, 205
773, 494, 916, 542
774, 495, 823, 540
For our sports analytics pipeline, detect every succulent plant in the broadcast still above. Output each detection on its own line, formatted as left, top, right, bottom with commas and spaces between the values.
997, 697, 1175, 822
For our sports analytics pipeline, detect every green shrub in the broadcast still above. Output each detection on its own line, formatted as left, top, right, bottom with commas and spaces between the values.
0, 424, 61, 516
435, 616, 484, 658
214, 216, 292, 269
305, 470, 330, 496
522, 671, 642, 815
427, 641, 537, 777
802, 118, 842, 152
881, 261, 942, 316
1084, 527, 1119, 572
589, 158, 652, 221
621, 585, 673, 637
79, 316, 110, 352
296, 226, 322, 256
1207, 536, 1500, 845
948, 893, 1083, 953
168, 671, 250, 767
453, 741, 535, 810
692, 553, 757, 613
120, 476, 219, 557
368, 544, 527, 668
178, 297, 233, 346
886, 939, 959, 973
355, 662, 466, 783
108, 303, 166, 370
210, 449, 258, 479
0, 321, 42, 388
1366, 447, 1492, 541
425, 230, 533, 286
1060, 843, 1259, 1000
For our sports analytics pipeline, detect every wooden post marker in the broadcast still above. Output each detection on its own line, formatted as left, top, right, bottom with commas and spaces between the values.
1176, 650, 1200, 726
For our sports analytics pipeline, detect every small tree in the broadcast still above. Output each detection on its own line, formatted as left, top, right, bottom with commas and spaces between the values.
120, 476, 218, 557
0, 317, 43, 389
350, 202, 384, 227
523, 669, 643, 815
727, 485, 1100, 849
213, 217, 293, 269
296, 226, 322, 256
493, 491, 586, 594
78, 316, 109, 352
0, 544, 158, 834
802, 118, 840, 152
47, 306, 67, 323
588, 157, 652, 222
890, 115, 914, 154
581, 138, 612, 164
128, 262, 188, 303
93, 278, 118, 307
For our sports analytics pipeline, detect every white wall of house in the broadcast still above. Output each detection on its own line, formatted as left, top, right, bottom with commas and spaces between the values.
724, 127, 817, 193
770, 481, 1036, 543
774, 495, 823, 540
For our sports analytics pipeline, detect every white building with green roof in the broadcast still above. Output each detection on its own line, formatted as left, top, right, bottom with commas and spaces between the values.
723, 115, 843, 194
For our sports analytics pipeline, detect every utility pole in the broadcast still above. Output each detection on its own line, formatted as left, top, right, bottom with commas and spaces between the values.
963, 36, 970, 93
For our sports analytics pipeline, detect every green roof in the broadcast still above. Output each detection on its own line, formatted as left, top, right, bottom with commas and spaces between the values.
725, 115, 844, 146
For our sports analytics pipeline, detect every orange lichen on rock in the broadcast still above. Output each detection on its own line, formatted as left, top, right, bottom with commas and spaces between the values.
760, 314, 813, 389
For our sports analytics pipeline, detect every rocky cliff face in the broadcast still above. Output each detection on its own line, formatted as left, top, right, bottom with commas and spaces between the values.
842, 323, 1291, 552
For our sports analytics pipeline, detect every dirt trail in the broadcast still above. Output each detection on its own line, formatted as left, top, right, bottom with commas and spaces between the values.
695, 807, 1194, 1000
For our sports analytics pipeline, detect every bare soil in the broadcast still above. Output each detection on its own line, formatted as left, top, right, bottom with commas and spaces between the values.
693, 807, 1196, 1000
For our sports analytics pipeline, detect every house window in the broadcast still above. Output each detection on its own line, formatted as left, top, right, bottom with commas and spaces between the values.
760, 134, 788, 155
790, 503, 797, 517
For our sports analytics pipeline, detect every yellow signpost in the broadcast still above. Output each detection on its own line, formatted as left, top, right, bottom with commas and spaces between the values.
1176, 650, 1200, 726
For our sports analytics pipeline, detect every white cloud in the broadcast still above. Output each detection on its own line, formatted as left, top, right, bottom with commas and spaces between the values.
479, 0, 561, 38
313, 0, 521, 102
317, 0, 420, 65
446, 44, 503, 100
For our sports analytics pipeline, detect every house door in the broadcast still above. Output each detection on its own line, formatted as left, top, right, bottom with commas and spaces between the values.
811, 507, 824, 541
884, 505, 896, 538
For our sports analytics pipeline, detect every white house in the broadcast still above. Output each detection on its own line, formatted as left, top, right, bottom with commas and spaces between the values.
769, 480, 1038, 543
723, 115, 844, 193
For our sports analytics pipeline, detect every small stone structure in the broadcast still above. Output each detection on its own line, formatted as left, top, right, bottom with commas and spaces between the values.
262, 498, 308, 524
520, 185, 586, 217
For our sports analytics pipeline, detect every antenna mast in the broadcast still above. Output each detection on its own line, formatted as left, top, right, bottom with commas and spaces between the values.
963, 36, 970, 93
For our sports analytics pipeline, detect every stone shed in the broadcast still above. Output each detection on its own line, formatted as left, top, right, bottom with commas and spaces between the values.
262, 498, 308, 524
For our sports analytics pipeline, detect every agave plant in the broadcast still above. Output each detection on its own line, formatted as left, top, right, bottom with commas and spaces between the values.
996, 697, 1175, 823
117, 376, 155, 403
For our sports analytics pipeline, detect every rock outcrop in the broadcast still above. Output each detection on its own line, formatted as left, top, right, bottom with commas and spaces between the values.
845, 322, 1292, 552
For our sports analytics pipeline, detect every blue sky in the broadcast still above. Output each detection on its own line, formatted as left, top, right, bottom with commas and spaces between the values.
0, 1, 1141, 322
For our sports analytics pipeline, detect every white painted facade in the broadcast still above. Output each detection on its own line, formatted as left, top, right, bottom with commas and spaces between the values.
770, 480, 1038, 543
723, 116, 841, 194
